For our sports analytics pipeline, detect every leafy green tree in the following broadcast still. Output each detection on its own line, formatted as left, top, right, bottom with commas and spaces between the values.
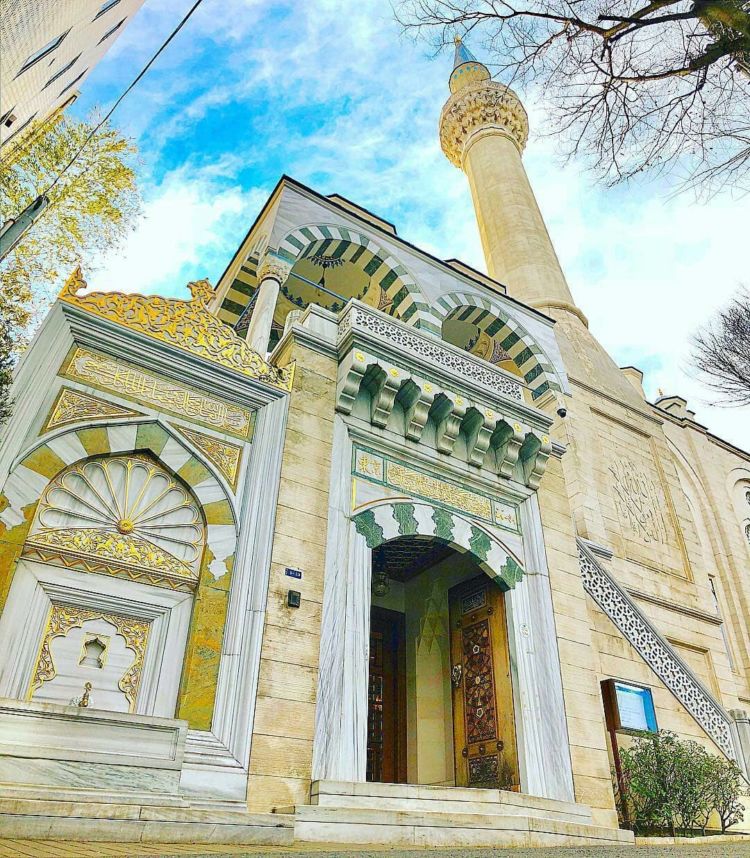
0, 312, 14, 427
0, 112, 142, 332
619, 729, 745, 836
620, 731, 682, 834
0, 112, 141, 422
671, 739, 714, 835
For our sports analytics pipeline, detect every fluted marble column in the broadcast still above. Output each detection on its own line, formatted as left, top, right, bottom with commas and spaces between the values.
245, 253, 292, 354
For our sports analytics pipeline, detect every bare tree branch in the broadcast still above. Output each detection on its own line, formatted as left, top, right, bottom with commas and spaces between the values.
397, 1, 750, 195
692, 289, 750, 405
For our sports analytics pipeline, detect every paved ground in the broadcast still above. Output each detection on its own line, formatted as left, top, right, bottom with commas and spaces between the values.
2, 842, 749, 858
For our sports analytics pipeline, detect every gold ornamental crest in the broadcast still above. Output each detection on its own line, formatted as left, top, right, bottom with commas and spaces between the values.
59, 268, 293, 392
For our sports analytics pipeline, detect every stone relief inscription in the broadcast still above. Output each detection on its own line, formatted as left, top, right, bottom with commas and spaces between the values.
609, 457, 669, 545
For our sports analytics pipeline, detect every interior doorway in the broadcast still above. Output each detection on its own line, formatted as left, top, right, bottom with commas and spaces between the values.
366, 536, 518, 789
367, 607, 406, 783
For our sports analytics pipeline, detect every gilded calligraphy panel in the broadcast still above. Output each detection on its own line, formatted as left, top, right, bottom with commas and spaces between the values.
62, 347, 254, 439
386, 462, 493, 521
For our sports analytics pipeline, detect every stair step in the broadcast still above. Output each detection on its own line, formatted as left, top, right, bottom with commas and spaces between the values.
291, 804, 633, 847
293, 804, 576, 830
0, 803, 295, 844
311, 779, 591, 819
0, 783, 188, 807
307, 793, 590, 822
0, 797, 292, 827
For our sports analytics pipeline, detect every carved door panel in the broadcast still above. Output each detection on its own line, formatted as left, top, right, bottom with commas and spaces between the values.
449, 576, 519, 790
367, 607, 406, 783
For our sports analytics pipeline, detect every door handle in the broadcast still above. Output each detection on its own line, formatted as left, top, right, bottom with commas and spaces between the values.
451, 663, 463, 687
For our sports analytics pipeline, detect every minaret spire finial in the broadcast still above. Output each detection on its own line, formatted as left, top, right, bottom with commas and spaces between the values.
449, 34, 490, 93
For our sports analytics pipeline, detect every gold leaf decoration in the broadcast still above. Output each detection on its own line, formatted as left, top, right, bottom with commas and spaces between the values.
172, 425, 242, 489
386, 461, 493, 521
59, 268, 293, 391
28, 529, 195, 579
26, 456, 204, 590
43, 387, 142, 432
64, 346, 253, 438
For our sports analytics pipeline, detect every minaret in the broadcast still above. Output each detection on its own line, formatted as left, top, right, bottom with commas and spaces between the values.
439, 39, 578, 317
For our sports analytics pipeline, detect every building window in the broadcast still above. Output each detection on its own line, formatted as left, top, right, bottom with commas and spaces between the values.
43, 55, 81, 89
0, 107, 16, 128
94, 0, 122, 18
2, 112, 37, 145
59, 69, 89, 98
17, 31, 69, 76
746, 522, 750, 546
98, 18, 126, 44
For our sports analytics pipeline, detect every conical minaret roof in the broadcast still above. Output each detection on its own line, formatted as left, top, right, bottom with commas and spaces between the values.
449, 36, 491, 93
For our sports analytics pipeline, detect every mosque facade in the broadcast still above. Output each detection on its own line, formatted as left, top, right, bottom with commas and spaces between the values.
0, 41, 749, 847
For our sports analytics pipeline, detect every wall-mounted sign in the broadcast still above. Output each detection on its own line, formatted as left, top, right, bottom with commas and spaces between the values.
602, 678, 658, 734
285, 567, 303, 580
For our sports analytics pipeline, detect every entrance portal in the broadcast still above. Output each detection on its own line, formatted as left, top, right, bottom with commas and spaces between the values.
367, 536, 518, 788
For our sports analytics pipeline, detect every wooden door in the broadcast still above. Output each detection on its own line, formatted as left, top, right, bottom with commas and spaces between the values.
449, 575, 519, 790
367, 607, 406, 783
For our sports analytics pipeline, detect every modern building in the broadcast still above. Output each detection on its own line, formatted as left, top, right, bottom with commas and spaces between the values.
0, 40, 748, 847
0, 0, 145, 150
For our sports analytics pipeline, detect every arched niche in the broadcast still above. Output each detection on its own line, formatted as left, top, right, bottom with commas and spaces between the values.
436, 293, 564, 402
0, 420, 238, 724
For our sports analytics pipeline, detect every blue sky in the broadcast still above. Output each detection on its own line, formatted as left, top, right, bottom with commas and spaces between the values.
73, 0, 748, 449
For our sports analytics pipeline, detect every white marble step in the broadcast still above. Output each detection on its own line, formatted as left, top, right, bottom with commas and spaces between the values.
308, 793, 591, 823
0, 783, 189, 807
310, 779, 593, 822
0, 798, 295, 844
289, 804, 633, 847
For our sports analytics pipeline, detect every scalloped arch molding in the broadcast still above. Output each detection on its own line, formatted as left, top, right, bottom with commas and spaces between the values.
353, 500, 523, 590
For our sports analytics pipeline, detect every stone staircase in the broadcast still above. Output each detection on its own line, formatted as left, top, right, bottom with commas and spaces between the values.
0, 779, 635, 847
0, 784, 294, 844
276, 780, 635, 847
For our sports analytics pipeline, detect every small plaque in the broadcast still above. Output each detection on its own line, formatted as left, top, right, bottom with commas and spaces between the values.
285, 567, 302, 580
493, 500, 518, 531
354, 450, 384, 481
462, 589, 486, 614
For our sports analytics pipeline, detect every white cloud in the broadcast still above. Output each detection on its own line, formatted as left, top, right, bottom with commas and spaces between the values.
88, 168, 266, 297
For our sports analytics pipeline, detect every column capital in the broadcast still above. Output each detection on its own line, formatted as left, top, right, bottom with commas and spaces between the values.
439, 80, 529, 166
257, 252, 293, 285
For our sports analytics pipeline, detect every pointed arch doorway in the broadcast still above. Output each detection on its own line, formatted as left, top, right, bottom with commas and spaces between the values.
367, 533, 519, 790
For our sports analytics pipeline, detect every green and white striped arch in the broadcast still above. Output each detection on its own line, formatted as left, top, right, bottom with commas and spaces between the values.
218, 224, 439, 335
435, 293, 564, 401
352, 500, 524, 591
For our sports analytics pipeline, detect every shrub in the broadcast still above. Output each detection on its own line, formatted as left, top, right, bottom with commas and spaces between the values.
618, 730, 745, 836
